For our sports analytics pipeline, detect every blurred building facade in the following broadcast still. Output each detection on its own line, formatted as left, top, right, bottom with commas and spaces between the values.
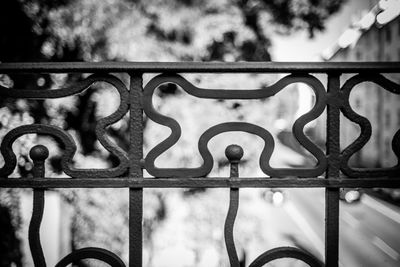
313, 0, 400, 168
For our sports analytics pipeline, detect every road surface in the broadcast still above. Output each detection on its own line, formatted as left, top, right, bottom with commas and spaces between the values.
285, 188, 400, 267
261, 137, 400, 267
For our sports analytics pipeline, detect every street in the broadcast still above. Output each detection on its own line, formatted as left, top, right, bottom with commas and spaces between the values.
253, 137, 400, 267
285, 188, 400, 267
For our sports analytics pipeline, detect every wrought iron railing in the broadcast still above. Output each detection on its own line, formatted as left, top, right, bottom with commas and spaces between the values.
0, 62, 400, 267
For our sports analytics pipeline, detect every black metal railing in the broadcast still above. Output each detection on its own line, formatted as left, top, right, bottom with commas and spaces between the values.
0, 62, 399, 267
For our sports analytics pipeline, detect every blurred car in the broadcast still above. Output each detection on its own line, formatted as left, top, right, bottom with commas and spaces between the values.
340, 188, 362, 203
372, 188, 400, 202
261, 188, 286, 206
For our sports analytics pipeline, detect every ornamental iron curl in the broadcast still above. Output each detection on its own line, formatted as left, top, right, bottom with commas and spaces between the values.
0, 124, 129, 178
340, 74, 400, 178
143, 73, 327, 178
56, 247, 126, 267
248, 247, 323, 267
0, 74, 130, 178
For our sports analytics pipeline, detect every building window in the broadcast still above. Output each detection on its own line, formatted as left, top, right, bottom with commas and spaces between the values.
398, 19, 400, 35
364, 35, 369, 48
385, 138, 391, 157
356, 50, 362, 60
385, 110, 391, 128
386, 26, 392, 43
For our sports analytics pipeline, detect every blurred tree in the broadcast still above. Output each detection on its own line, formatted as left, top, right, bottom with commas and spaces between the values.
131, 0, 346, 61
0, 0, 345, 265
1, 0, 346, 62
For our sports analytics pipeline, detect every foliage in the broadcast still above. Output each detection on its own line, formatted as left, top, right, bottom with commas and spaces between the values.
1, 0, 346, 63
0, 190, 23, 267
0, 102, 36, 266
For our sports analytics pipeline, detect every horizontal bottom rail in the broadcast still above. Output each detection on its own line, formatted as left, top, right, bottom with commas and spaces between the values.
0, 177, 399, 188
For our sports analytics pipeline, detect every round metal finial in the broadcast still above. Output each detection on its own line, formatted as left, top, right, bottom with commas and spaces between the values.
225, 144, 244, 163
29, 145, 49, 162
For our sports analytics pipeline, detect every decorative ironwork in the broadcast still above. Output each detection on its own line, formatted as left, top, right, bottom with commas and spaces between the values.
55, 247, 126, 267
224, 144, 243, 267
340, 73, 400, 178
0, 74, 130, 178
28, 145, 48, 267
0, 62, 400, 267
143, 74, 327, 178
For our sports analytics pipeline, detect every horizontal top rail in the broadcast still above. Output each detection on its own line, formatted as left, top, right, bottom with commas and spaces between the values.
0, 61, 399, 73
1, 177, 400, 189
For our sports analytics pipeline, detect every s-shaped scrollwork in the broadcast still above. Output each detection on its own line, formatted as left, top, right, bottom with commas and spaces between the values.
143, 73, 327, 178
0, 124, 128, 177
340, 74, 400, 178
0, 74, 129, 178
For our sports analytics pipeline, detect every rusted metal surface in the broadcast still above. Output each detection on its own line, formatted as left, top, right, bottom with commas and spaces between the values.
0, 61, 399, 266
129, 74, 144, 267
325, 73, 341, 267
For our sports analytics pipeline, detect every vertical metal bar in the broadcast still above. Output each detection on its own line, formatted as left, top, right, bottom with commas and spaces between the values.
129, 73, 144, 267
225, 187, 240, 267
29, 145, 49, 267
224, 145, 243, 267
325, 73, 341, 267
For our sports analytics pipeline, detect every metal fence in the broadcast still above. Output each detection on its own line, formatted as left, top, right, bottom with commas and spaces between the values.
0, 62, 399, 267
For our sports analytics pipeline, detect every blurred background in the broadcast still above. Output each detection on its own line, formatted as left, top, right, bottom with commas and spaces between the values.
1, 0, 400, 266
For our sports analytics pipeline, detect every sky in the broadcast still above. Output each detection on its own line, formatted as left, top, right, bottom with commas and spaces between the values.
270, 0, 376, 61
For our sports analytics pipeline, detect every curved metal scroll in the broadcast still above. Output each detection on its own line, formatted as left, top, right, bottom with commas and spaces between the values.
0, 124, 128, 178
248, 246, 323, 267
55, 247, 126, 267
225, 185, 240, 267
340, 74, 400, 177
0, 74, 129, 178
143, 73, 327, 177
28, 145, 48, 266
29, 182, 46, 266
